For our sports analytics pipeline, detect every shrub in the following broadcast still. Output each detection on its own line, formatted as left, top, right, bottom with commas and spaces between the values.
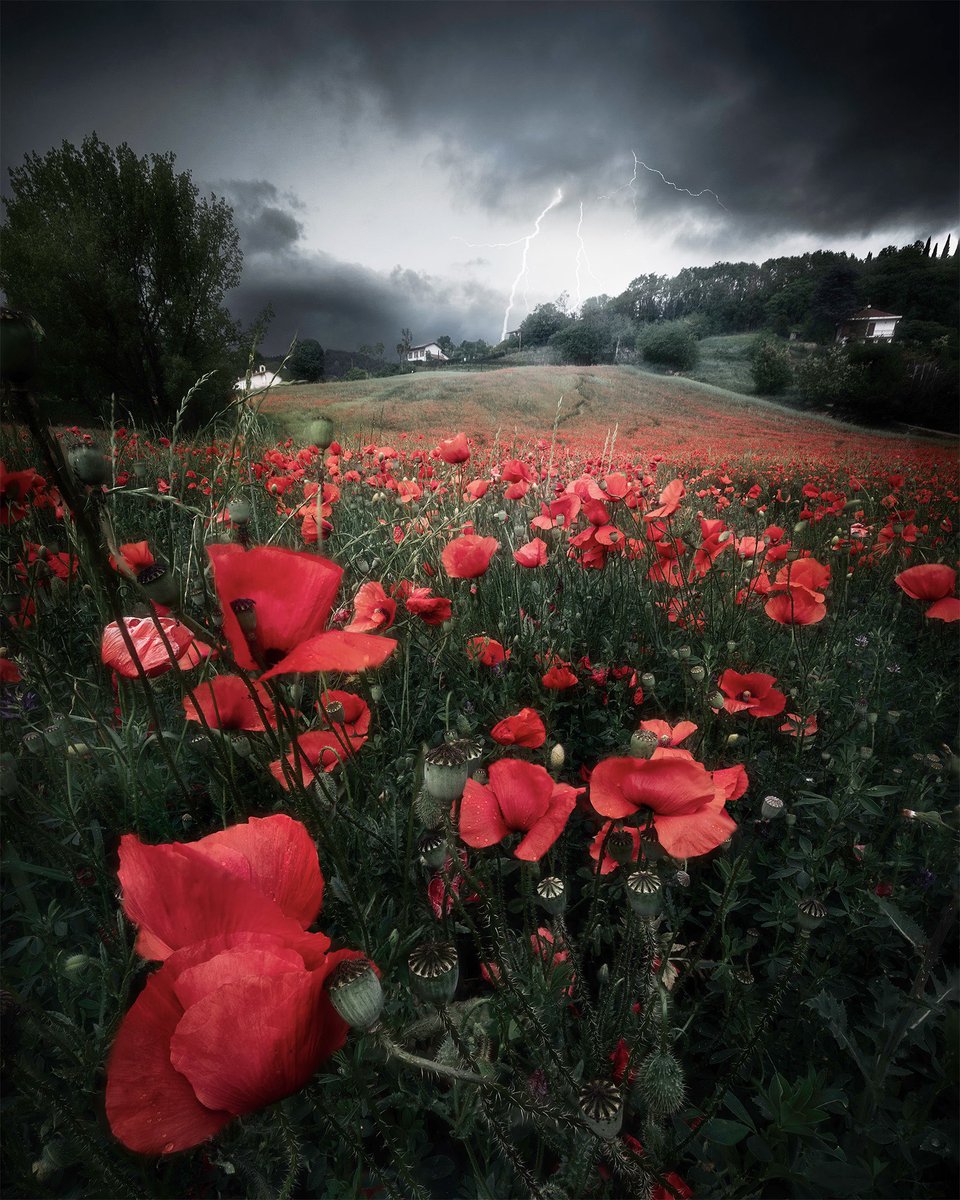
750, 336, 793, 395
796, 345, 862, 405
637, 321, 698, 371
344, 367, 370, 381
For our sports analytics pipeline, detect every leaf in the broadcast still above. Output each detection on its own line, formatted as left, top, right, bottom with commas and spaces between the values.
723, 1090, 757, 1131
874, 896, 926, 952
746, 1134, 774, 1163
701, 1118, 752, 1145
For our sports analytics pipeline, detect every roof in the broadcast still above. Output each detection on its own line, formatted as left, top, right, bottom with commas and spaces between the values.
842, 308, 903, 320
409, 342, 444, 350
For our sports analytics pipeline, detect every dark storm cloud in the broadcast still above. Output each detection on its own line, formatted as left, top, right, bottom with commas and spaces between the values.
211, 180, 304, 256
231, 250, 505, 355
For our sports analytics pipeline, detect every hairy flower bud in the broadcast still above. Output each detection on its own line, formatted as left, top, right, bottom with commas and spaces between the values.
634, 1049, 685, 1117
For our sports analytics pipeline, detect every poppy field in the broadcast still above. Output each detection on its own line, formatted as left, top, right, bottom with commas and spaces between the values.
1, 383, 958, 1200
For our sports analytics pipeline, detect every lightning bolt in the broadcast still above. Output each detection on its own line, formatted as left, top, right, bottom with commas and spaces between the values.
574, 201, 604, 311
498, 188, 563, 342
603, 152, 728, 212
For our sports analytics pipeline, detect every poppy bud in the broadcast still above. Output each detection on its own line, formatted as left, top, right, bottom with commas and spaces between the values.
630, 729, 658, 759
626, 870, 662, 918
797, 897, 827, 934
725, 733, 741, 747
369, 684, 383, 702
634, 1049, 685, 1117
327, 958, 383, 1030
536, 875, 566, 915
60, 953, 92, 979
418, 830, 448, 868
761, 795, 784, 820
415, 788, 445, 829
549, 743, 565, 771
606, 828, 635, 865
137, 563, 179, 607
578, 1079, 623, 1139
68, 447, 112, 486
408, 942, 459, 1004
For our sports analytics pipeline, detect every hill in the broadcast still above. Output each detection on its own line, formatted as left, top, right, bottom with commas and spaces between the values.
257, 364, 951, 461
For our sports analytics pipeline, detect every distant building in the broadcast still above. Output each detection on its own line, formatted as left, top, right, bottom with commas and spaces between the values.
405, 342, 449, 363
835, 307, 902, 345
234, 364, 283, 392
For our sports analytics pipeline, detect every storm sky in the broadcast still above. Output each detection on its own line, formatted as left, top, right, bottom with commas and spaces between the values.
2, 1, 957, 353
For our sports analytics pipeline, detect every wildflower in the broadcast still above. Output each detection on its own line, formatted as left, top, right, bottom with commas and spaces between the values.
490, 707, 547, 748
182, 676, 276, 731
343, 581, 396, 632
513, 537, 548, 567
437, 433, 470, 464
441, 534, 499, 578
101, 617, 207, 679
105, 816, 366, 1154
718, 669, 787, 719
466, 636, 509, 666
403, 586, 452, 625
458, 758, 583, 861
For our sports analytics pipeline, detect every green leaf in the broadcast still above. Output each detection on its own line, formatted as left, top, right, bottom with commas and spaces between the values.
874, 896, 925, 952
701, 1117, 752, 1145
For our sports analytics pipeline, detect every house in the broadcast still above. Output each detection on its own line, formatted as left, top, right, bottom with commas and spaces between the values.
233, 364, 283, 392
835, 307, 902, 345
405, 342, 449, 363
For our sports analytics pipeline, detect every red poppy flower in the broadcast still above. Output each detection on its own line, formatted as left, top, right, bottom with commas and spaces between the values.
638, 719, 698, 748
269, 727, 368, 790
464, 479, 490, 501
458, 758, 583, 861
924, 597, 960, 622
490, 707, 547, 748
404, 586, 452, 626
109, 541, 157, 575
0, 657, 22, 683
542, 663, 578, 689
318, 689, 371, 738
106, 816, 365, 1154
764, 589, 826, 625
466, 636, 510, 666
0, 461, 43, 524
437, 433, 470, 464
530, 926, 574, 994
183, 675, 276, 731
894, 563, 956, 601
589, 751, 734, 858
101, 617, 207, 679
779, 712, 818, 737
343, 581, 397, 632
441, 534, 499, 578
645, 478, 685, 522
207, 545, 395, 679
513, 537, 548, 568
589, 821, 642, 874
718, 670, 786, 718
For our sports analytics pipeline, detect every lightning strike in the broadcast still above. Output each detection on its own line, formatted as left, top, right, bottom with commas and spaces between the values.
574, 202, 604, 310
599, 152, 728, 213
498, 188, 563, 342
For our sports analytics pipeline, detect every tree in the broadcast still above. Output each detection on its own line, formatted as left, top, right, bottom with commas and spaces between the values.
750, 336, 793, 395
397, 327, 413, 365
518, 302, 572, 347
0, 134, 243, 423
636, 321, 698, 371
290, 337, 325, 382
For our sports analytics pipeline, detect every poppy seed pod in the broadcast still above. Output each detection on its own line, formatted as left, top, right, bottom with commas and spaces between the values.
137, 563, 179, 607
689, 664, 706, 683
326, 958, 384, 1030
408, 942, 459, 1004
578, 1079, 623, 1139
536, 875, 566, 915
761, 795, 785, 820
423, 739, 479, 802
418, 829, 448, 869
797, 897, 827, 934
630, 729, 659, 759
68, 446, 112, 486
606, 828, 635, 865
230, 597, 258, 637
640, 672, 656, 691
626, 870, 663, 917
226, 497, 252, 525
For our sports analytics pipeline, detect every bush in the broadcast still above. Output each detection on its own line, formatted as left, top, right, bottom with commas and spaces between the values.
750, 336, 793, 395
796, 345, 862, 405
344, 367, 370, 381
548, 321, 612, 365
636, 321, 698, 371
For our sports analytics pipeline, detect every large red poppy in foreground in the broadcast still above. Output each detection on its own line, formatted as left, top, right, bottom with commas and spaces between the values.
589, 750, 735, 858
106, 816, 365, 1154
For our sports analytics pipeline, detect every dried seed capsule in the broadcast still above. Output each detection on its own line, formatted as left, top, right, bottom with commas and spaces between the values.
761, 795, 785, 820
536, 875, 566, 916
606, 828, 635, 865
408, 942, 459, 1005
326, 958, 383, 1030
418, 829, 448, 869
630, 729, 659, 759
578, 1078, 623, 1139
626, 870, 663, 918
797, 897, 827, 933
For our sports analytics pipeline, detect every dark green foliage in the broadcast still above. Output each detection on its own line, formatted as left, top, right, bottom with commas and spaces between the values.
637, 321, 699, 371
548, 321, 611, 365
290, 338, 326, 382
518, 302, 573, 347
750, 336, 793, 395
0, 134, 243, 426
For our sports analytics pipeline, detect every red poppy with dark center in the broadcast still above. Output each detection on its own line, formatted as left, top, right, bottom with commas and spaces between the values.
490, 707, 547, 748
343, 581, 397, 632
105, 816, 366, 1155
589, 750, 735, 858
458, 758, 583, 860
404, 586, 452, 625
317, 689, 371, 738
269, 727, 368, 790
207, 544, 395, 678
183, 675, 277, 731
718, 669, 786, 718
441, 534, 499, 578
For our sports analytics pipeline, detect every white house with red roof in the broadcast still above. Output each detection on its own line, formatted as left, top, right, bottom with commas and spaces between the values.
835, 307, 902, 345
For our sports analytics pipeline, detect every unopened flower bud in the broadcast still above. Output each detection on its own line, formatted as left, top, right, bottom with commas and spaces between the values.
634, 1049, 685, 1117
60, 953, 92, 979
309, 416, 335, 450
549, 743, 565, 771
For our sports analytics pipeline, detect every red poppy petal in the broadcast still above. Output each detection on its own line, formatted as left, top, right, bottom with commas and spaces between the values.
169, 969, 341, 1115
515, 786, 579, 860
105, 963, 232, 1155
925, 597, 960, 621
173, 946, 305, 1010
654, 804, 737, 858
187, 815, 325, 928
488, 758, 554, 831
260, 632, 396, 678
458, 778, 510, 848
589, 758, 640, 819
118, 836, 308, 960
